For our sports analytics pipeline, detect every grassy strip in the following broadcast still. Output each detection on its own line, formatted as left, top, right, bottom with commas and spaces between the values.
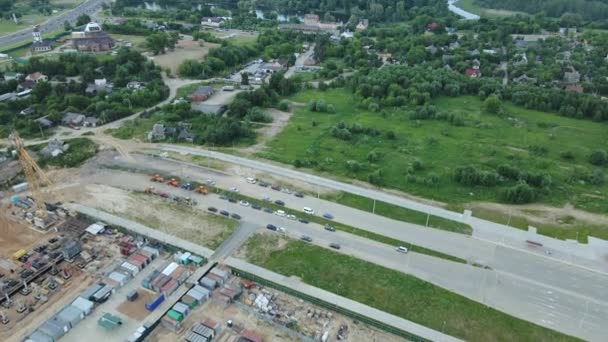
216, 189, 466, 264
323, 192, 472, 235
244, 237, 580, 342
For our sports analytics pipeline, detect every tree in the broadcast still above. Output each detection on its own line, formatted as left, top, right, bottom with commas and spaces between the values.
241, 72, 249, 85
407, 46, 426, 65
504, 183, 536, 204
76, 14, 91, 27
483, 95, 503, 115
64, 20, 72, 31
146, 32, 169, 55
589, 149, 608, 166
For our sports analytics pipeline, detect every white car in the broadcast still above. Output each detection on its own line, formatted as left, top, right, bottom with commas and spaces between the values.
277, 227, 287, 234
281, 188, 292, 194
303, 207, 315, 215
287, 214, 297, 220
229, 187, 239, 192
239, 200, 250, 207
246, 177, 257, 184
275, 210, 286, 217
396, 246, 408, 253
263, 196, 272, 202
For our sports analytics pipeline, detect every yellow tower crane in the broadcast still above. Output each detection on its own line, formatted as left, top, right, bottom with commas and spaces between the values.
9, 130, 55, 219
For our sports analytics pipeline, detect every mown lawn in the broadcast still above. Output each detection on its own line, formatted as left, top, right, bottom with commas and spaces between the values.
245, 238, 579, 342
259, 88, 608, 217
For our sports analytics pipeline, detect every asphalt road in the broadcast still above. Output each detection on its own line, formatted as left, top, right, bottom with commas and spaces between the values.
87, 167, 608, 340
0, 0, 107, 48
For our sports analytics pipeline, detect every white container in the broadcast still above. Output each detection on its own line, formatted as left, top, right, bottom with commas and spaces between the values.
162, 262, 179, 276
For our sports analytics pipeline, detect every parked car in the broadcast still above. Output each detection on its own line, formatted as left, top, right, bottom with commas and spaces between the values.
322, 213, 334, 219
231, 213, 241, 220
219, 195, 229, 200
181, 183, 194, 190
252, 204, 262, 210
229, 187, 239, 192
294, 192, 304, 198
303, 207, 314, 215
281, 188, 292, 194
228, 197, 237, 203
301, 235, 312, 242
220, 210, 229, 216
396, 246, 408, 253
271, 185, 281, 191
206, 179, 216, 185
207, 206, 218, 212
274, 200, 285, 206
246, 177, 257, 184
324, 225, 336, 232
329, 243, 341, 250
287, 214, 297, 220
277, 227, 287, 234
298, 218, 309, 224
275, 210, 286, 217
258, 181, 269, 187
239, 200, 250, 207
266, 224, 277, 231
263, 207, 274, 213
263, 196, 272, 202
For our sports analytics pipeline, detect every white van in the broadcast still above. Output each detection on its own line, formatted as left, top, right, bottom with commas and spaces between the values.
246, 177, 257, 184
303, 207, 314, 215
396, 246, 408, 253
275, 210, 286, 217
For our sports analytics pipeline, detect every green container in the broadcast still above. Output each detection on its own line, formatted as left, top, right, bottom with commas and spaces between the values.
167, 309, 183, 322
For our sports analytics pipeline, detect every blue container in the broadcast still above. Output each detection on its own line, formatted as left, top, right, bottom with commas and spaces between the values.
145, 293, 165, 311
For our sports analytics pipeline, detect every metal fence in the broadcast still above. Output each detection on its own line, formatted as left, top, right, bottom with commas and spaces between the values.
230, 267, 431, 342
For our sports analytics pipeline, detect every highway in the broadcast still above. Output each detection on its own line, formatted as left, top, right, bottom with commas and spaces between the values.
0, 0, 107, 48
86, 166, 608, 341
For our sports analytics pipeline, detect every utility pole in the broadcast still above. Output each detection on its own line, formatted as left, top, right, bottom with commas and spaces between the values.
425, 212, 430, 227
372, 199, 376, 214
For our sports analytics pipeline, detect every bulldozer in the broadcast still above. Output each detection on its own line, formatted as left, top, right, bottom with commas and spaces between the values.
194, 185, 208, 195
150, 174, 164, 182
167, 178, 180, 187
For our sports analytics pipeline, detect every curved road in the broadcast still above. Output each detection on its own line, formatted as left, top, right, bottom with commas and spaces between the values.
0, 0, 108, 48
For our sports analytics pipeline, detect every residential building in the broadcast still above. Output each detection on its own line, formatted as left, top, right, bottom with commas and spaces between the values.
425, 45, 438, 55
86, 78, 113, 95
187, 86, 215, 102
25, 72, 48, 83
19, 107, 34, 116
36, 116, 54, 128
84, 117, 100, 127
31, 25, 52, 54
564, 68, 581, 84
62, 112, 86, 126
72, 22, 115, 52
356, 19, 369, 31
201, 17, 225, 27
465, 69, 481, 78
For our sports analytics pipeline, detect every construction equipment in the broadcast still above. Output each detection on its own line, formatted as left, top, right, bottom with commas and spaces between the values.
181, 183, 194, 190
167, 178, 180, 187
150, 174, 164, 182
194, 185, 208, 195
0, 311, 9, 324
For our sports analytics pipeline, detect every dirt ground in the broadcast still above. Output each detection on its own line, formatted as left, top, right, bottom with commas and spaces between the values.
117, 289, 156, 321
241, 108, 292, 155
0, 214, 47, 260
150, 36, 219, 74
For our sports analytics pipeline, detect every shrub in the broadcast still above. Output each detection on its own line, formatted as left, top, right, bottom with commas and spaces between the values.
386, 130, 396, 140
367, 151, 380, 162
278, 100, 290, 111
368, 169, 383, 185
245, 108, 273, 123
560, 150, 575, 161
589, 149, 608, 166
504, 183, 536, 204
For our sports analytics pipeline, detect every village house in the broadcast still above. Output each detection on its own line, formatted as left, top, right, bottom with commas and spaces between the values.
36, 116, 54, 129
83, 117, 100, 127
187, 86, 215, 102
148, 123, 166, 141
62, 112, 86, 126
564, 68, 581, 84
40, 139, 69, 157
31, 25, 52, 54
86, 78, 113, 95
201, 17, 225, 27
465, 69, 482, 78
356, 19, 369, 31
25, 72, 48, 84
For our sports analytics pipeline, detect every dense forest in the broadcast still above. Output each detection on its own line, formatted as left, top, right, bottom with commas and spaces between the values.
475, 0, 608, 21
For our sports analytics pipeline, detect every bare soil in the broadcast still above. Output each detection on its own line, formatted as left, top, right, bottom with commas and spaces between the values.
117, 289, 157, 320
150, 36, 219, 74
241, 108, 292, 155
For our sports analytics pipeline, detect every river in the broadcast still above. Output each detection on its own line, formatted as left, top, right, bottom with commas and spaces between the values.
447, 0, 480, 20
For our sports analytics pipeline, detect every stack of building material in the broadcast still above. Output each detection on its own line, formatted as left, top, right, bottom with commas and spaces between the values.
120, 261, 139, 276
199, 276, 217, 290
57, 305, 84, 328
141, 246, 160, 259
145, 293, 165, 311
71, 297, 94, 315
161, 278, 179, 297
192, 323, 215, 341
172, 302, 190, 318
161, 312, 182, 332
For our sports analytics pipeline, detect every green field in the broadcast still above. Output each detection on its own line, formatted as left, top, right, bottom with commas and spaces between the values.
455, 0, 524, 17
244, 235, 579, 342
110, 34, 148, 51
259, 89, 608, 217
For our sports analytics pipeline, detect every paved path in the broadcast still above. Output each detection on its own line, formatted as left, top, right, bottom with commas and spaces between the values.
0, 0, 108, 48
447, 0, 480, 20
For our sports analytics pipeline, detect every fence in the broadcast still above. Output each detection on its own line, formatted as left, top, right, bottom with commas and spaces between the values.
230, 267, 432, 342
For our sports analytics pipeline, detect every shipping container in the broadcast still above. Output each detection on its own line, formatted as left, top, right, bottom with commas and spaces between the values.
12, 182, 29, 193
127, 289, 138, 301
178, 252, 192, 265
186, 289, 206, 302
142, 270, 160, 289
166, 309, 183, 322
141, 246, 160, 258
71, 297, 94, 315
151, 274, 171, 292
172, 302, 190, 317
189, 255, 204, 267
137, 249, 154, 262
92, 285, 114, 303
193, 285, 210, 298
185, 331, 209, 342
161, 315, 181, 332
169, 266, 190, 285
80, 283, 104, 301
57, 305, 84, 327
12, 249, 27, 260
161, 278, 179, 297
181, 294, 198, 308
206, 273, 224, 286
145, 293, 165, 311
38, 321, 64, 340
192, 323, 215, 340
26, 330, 54, 342
50, 316, 70, 333
108, 271, 129, 286
120, 262, 140, 276
199, 277, 217, 290
161, 262, 179, 276
209, 268, 228, 281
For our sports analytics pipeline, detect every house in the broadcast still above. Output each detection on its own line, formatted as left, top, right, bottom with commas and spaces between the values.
356, 19, 369, 31
565, 84, 583, 93
40, 139, 69, 157
426, 22, 439, 31
19, 107, 34, 116
187, 86, 214, 102
304, 14, 320, 25
147, 123, 166, 141
448, 41, 460, 50
425, 45, 438, 55
19, 80, 36, 91
513, 74, 537, 84
564, 68, 580, 84
340, 31, 354, 39
25, 72, 48, 83
83, 117, 100, 127
86, 79, 112, 95
201, 17, 225, 27
126, 81, 145, 90
472, 59, 480, 70
465, 69, 481, 78
72, 22, 115, 52
31, 25, 53, 54
62, 112, 86, 126
177, 129, 195, 142
36, 116, 54, 128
